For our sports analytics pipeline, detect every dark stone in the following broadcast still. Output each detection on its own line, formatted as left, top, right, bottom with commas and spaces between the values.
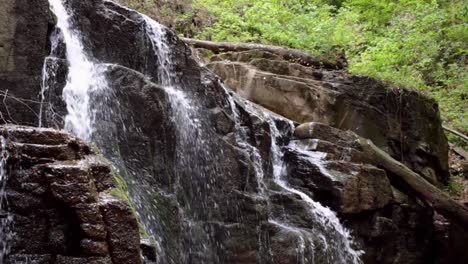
140, 238, 157, 263
208, 51, 449, 185
89, 163, 115, 192
74, 203, 105, 225
0, 0, 52, 126
7, 254, 54, 264
99, 194, 141, 264
1, 0, 454, 262
80, 239, 109, 256
1, 125, 142, 263
55, 256, 113, 264
80, 224, 107, 241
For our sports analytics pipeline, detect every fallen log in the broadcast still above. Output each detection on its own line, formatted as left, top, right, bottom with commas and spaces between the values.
443, 125, 468, 142
181, 37, 343, 69
359, 137, 468, 229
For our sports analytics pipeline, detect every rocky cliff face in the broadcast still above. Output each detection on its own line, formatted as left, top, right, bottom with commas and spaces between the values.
0, 0, 52, 126
206, 50, 449, 186
0, 125, 142, 263
0, 0, 456, 263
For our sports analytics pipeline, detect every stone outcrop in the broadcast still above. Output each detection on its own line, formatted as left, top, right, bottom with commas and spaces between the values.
286, 122, 435, 263
1, 125, 142, 264
0, 0, 458, 263
0, 0, 52, 126
206, 50, 449, 185
287, 122, 394, 214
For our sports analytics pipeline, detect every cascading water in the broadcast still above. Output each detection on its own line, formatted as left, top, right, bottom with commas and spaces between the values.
0, 136, 13, 263
266, 114, 363, 263
225, 94, 363, 263
140, 13, 229, 263
45, 0, 225, 262
42, 0, 363, 263
47, 0, 108, 141
39, 28, 62, 128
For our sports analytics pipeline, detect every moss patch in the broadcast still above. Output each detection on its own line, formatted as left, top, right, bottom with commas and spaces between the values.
110, 169, 149, 238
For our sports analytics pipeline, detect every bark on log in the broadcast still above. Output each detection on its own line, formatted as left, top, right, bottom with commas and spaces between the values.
359, 137, 468, 229
181, 37, 343, 69
443, 125, 468, 142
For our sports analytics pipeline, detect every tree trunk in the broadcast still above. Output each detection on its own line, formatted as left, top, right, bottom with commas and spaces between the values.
359, 138, 468, 229
181, 37, 343, 69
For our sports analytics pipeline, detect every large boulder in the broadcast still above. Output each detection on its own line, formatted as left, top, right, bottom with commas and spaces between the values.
207, 50, 449, 185
0, 125, 142, 264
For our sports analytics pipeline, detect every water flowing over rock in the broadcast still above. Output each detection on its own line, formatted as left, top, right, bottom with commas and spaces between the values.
0, 0, 458, 263
38, 0, 364, 262
0, 125, 142, 263
206, 50, 449, 186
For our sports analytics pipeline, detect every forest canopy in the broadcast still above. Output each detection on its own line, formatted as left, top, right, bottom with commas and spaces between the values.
122, 0, 467, 142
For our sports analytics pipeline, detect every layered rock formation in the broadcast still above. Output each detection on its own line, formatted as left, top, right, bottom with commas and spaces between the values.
207, 50, 449, 185
286, 122, 434, 263
0, 0, 460, 263
0, 125, 142, 263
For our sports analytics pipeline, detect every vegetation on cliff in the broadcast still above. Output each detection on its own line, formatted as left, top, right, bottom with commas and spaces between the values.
120, 0, 467, 144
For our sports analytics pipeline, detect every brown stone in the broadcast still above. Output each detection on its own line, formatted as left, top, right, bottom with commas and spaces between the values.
80, 239, 109, 256
80, 223, 107, 241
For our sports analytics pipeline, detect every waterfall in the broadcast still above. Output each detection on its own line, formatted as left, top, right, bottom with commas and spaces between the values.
141, 13, 228, 263
42, 0, 363, 263
225, 95, 363, 263
39, 27, 64, 129
0, 136, 12, 263
266, 115, 363, 263
45, 1, 224, 262
47, 0, 108, 141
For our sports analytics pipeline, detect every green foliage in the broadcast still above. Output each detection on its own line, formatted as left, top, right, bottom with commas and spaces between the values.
118, 0, 467, 144
190, 0, 467, 141
445, 178, 464, 196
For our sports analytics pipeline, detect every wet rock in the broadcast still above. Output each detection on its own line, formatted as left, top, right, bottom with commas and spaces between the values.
80, 224, 107, 241
55, 256, 113, 264
285, 141, 393, 214
1, 125, 142, 263
140, 238, 157, 263
207, 51, 449, 185
0, 0, 52, 127
2, 0, 448, 262
80, 239, 109, 256
284, 122, 435, 263
262, 221, 314, 264
7, 254, 54, 264
99, 194, 141, 264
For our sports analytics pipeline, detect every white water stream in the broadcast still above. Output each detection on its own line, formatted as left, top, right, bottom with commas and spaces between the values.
0, 136, 12, 262
47, 0, 108, 141
267, 116, 363, 263
42, 0, 363, 263
224, 91, 363, 263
